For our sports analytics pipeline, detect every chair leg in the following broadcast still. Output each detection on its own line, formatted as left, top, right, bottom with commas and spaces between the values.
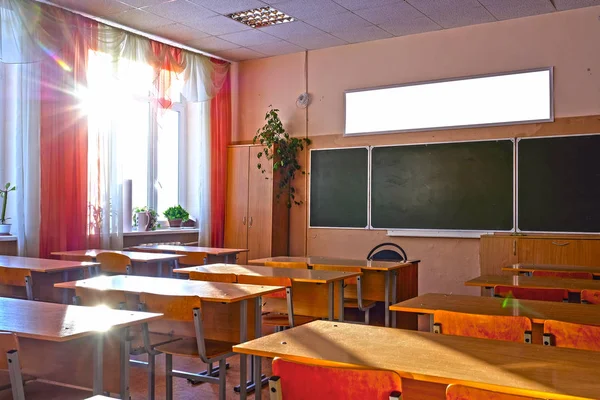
365, 309, 370, 325
218, 358, 227, 400
148, 353, 155, 400
165, 354, 173, 400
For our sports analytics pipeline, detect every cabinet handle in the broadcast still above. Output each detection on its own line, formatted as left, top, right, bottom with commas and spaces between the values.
242, 216, 246, 225
551, 241, 570, 247
249, 217, 253, 227
513, 240, 516, 256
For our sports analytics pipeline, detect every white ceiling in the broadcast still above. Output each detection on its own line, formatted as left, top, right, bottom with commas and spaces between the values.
48, 0, 600, 61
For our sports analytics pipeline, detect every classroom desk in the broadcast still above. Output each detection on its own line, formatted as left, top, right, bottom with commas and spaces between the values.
390, 293, 600, 343
249, 256, 420, 328
173, 264, 363, 321
127, 244, 249, 264
0, 296, 161, 398
51, 249, 183, 277
465, 274, 600, 300
502, 263, 600, 278
56, 275, 283, 400
0, 255, 99, 303
234, 320, 600, 400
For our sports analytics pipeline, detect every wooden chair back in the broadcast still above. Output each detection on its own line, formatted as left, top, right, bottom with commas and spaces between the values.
312, 264, 360, 285
175, 251, 208, 266
543, 320, 600, 351
0, 332, 19, 371
433, 310, 533, 343
96, 252, 132, 275
265, 261, 308, 269
237, 275, 291, 299
270, 357, 402, 400
532, 270, 593, 280
446, 384, 536, 399
494, 286, 567, 302
581, 289, 600, 304
139, 293, 201, 322
74, 287, 128, 309
189, 271, 237, 283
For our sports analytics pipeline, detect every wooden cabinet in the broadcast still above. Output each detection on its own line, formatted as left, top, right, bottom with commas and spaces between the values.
224, 145, 289, 264
480, 234, 600, 276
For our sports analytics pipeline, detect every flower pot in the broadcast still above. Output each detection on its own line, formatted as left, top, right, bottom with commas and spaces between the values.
137, 212, 150, 232
0, 224, 11, 235
167, 218, 182, 228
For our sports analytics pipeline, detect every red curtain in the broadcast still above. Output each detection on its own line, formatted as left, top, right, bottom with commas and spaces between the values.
210, 60, 231, 247
39, 14, 97, 257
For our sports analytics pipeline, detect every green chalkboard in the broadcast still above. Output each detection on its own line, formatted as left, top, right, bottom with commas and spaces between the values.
371, 141, 514, 230
518, 135, 600, 232
310, 148, 368, 228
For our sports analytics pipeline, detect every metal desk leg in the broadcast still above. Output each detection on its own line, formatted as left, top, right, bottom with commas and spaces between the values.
62, 271, 70, 304
93, 333, 104, 395
254, 296, 263, 400
120, 328, 131, 400
384, 271, 390, 327
338, 281, 344, 322
224, 254, 229, 264
157, 262, 163, 277
391, 270, 398, 328
328, 282, 334, 321
169, 260, 175, 278
239, 299, 248, 400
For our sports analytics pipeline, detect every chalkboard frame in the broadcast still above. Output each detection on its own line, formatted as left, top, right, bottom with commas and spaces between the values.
370, 138, 516, 235
308, 146, 371, 229
516, 133, 600, 234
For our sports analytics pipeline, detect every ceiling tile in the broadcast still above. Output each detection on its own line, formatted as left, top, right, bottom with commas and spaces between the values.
260, 21, 325, 39
553, 0, 600, 10
52, 0, 134, 16
307, 11, 373, 33
331, 25, 393, 43
188, 0, 268, 14
354, 1, 425, 25
144, 0, 217, 22
479, 0, 555, 20
212, 47, 266, 61
109, 9, 174, 29
287, 33, 347, 50
379, 16, 441, 36
185, 36, 240, 51
407, 0, 496, 28
247, 40, 305, 55
119, 0, 170, 8
332, 0, 404, 11
146, 23, 210, 42
185, 15, 253, 35
218, 30, 280, 46
273, 0, 347, 19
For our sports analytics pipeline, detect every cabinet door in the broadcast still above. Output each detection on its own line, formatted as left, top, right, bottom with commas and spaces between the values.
247, 146, 274, 260
224, 147, 249, 264
517, 238, 600, 266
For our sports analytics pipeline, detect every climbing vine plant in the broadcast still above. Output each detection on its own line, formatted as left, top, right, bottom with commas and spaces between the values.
253, 106, 311, 208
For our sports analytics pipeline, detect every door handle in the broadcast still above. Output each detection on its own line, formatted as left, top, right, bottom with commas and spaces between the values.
242, 216, 246, 225
551, 241, 570, 246
249, 217, 253, 227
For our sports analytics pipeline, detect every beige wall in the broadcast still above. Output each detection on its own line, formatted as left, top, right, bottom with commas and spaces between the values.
235, 6, 600, 296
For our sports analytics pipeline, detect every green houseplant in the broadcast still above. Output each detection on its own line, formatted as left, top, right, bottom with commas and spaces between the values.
163, 205, 189, 228
253, 106, 311, 208
133, 206, 158, 231
0, 182, 15, 235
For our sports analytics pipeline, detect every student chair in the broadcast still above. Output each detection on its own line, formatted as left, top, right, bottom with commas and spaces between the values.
268, 357, 402, 400
532, 270, 593, 280
446, 384, 537, 400
175, 251, 208, 266
493, 286, 567, 302
139, 293, 236, 400
0, 332, 92, 400
581, 289, 600, 304
189, 271, 237, 283
237, 275, 316, 330
543, 320, 600, 351
0, 267, 33, 300
366, 242, 407, 262
312, 265, 375, 324
96, 252, 133, 275
433, 310, 533, 343
264, 261, 308, 269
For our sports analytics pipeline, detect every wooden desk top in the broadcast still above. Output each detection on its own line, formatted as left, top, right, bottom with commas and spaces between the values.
234, 320, 600, 400
248, 256, 419, 271
465, 275, 600, 292
51, 250, 183, 263
173, 264, 361, 284
128, 245, 249, 255
390, 293, 600, 326
503, 263, 600, 275
54, 275, 284, 303
0, 255, 98, 273
0, 297, 161, 342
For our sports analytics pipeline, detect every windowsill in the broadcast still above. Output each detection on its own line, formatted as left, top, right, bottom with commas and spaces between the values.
0, 235, 17, 242
124, 228, 199, 237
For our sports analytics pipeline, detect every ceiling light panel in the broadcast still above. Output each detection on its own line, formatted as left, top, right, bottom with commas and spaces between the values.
228, 6, 295, 28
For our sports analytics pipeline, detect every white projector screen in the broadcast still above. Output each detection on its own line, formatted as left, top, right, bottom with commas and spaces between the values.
344, 68, 553, 136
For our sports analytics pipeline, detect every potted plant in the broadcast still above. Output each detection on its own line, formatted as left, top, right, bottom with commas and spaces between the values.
163, 205, 189, 228
0, 182, 15, 235
133, 206, 158, 231
253, 106, 311, 208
